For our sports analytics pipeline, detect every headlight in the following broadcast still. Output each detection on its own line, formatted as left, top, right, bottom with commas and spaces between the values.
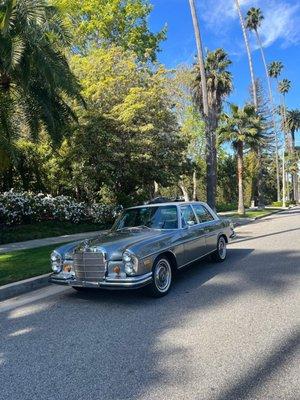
51, 251, 62, 273
123, 250, 139, 276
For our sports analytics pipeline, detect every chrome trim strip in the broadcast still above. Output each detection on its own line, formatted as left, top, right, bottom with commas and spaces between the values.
177, 249, 217, 269
49, 272, 153, 288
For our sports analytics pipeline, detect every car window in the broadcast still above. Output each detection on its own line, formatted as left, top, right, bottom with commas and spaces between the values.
113, 206, 178, 230
193, 204, 214, 223
180, 205, 197, 227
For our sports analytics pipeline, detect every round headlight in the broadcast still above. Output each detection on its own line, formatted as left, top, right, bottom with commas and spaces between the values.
125, 262, 134, 275
52, 263, 62, 273
123, 252, 132, 263
51, 251, 62, 273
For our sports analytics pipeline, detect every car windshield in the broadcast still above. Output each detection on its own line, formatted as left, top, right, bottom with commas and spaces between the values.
113, 206, 178, 230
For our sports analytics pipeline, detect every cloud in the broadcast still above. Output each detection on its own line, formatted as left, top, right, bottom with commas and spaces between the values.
198, 0, 300, 49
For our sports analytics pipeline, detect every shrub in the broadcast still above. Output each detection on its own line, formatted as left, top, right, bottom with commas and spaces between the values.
270, 201, 292, 208
0, 190, 117, 226
216, 203, 237, 212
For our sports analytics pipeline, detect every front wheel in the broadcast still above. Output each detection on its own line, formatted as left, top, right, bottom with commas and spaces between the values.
211, 236, 227, 262
147, 256, 173, 297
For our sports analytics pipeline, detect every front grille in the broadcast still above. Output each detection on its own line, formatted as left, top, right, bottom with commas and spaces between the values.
73, 251, 106, 282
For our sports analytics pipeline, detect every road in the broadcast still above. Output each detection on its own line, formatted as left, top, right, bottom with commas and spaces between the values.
1, 208, 299, 400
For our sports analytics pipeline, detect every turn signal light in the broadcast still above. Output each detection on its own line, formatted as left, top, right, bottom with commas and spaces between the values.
113, 266, 121, 275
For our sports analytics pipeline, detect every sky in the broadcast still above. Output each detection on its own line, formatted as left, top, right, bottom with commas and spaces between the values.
149, 0, 300, 115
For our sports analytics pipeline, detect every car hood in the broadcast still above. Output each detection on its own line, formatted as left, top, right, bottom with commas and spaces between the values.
55, 228, 166, 261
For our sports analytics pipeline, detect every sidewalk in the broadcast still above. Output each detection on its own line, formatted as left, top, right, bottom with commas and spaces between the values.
0, 230, 104, 254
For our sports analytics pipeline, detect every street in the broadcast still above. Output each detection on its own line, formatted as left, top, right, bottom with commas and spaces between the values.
0, 208, 299, 400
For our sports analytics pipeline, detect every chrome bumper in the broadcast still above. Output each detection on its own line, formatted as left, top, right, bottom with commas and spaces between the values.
49, 272, 153, 290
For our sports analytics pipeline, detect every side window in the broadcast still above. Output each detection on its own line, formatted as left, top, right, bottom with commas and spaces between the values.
193, 204, 214, 223
180, 205, 197, 227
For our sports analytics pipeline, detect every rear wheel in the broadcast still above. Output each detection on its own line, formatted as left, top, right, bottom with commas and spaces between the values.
147, 256, 173, 297
211, 236, 227, 262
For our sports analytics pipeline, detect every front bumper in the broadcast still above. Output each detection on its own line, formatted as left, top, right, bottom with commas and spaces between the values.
49, 271, 153, 290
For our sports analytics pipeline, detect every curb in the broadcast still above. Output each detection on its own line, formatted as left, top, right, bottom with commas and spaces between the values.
0, 273, 50, 302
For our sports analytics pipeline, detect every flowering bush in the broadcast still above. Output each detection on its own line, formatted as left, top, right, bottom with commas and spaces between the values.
0, 190, 118, 226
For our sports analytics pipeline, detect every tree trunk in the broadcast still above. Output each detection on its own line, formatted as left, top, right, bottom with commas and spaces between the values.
255, 30, 280, 202
236, 141, 245, 215
189, 0, 216, 210
235, 0, 258, 110
281, 95, 288, 207
192, 169, 197, 200
179, 181, 190, 201
154, 181, 159, 197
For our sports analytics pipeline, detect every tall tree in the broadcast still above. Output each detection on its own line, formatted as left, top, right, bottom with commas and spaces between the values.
0, 0, 82, 174
285, 109, 300, 202
245, 7, 280, 202
191, 48, 232, 201
188, 0, 216, 210
219, 104, 263, 215
234, 0, 258, 110
278, 78, 291, 206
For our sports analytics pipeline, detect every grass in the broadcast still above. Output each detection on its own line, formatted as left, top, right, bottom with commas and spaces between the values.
0, 244, 61, 286
0, 221, 104, 245
224, 209, 280, 219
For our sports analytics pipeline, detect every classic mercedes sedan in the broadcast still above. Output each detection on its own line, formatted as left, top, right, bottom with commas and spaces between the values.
49, 202, 235, 297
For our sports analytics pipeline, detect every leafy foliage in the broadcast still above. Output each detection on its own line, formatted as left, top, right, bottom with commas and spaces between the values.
53, 0, 166, 61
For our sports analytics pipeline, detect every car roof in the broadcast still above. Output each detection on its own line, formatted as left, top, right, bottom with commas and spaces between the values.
126, 201, 208, 210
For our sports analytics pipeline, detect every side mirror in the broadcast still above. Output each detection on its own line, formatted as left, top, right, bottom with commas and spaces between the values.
187, 220, 195, 226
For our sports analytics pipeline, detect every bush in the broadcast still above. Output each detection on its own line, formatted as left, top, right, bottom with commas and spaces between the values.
270, 201, 293, 208
0, 190, 118, 226
216, 203, 237, 212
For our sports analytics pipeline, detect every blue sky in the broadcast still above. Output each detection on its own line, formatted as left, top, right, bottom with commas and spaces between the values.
149, 0, 300, 113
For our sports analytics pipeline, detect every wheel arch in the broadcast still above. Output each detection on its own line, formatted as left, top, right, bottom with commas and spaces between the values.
153, 251, 178, 271
218, 233, 228, 243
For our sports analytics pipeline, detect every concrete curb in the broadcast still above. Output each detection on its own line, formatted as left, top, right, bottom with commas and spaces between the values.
0, 273, 50, 301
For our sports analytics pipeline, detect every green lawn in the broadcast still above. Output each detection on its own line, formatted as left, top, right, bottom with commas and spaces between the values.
0, 221, 104, 245
0, 244, 61, 286
225, 208, 280, 219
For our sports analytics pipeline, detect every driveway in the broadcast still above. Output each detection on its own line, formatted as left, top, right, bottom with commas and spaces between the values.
0, 208, 299, 400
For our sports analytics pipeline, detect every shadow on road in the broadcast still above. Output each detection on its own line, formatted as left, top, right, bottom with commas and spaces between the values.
1, 247, 299, 400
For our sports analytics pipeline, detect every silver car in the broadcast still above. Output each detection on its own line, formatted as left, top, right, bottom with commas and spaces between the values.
49, 201, 235, 297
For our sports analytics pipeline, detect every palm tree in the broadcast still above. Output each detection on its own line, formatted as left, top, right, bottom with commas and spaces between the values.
188, 0, 215, 210
0, 0, 82, 173
191, 48, 232, 201
245, 7, 281, 202
234, 0, 258, 110
285, 109, 300, 202
219, 104, 263, 215
268, 61, 284, 83
278, 78, 291, 206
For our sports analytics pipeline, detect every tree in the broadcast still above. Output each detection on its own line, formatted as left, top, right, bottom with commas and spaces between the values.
234, 0, 258, 110
245, 7, 280, 202
70, 46, 189, 205
188, 0, 216, 209
285, 109, 300, 202
278, 78, 291, 206
218, 104, 263, 215
53, 0, 166, 62
0, 0, 82, 174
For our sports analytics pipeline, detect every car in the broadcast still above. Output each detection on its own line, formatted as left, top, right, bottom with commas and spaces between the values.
49, 201, 235, 297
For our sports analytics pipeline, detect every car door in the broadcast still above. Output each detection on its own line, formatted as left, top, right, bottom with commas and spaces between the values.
192, 204, 221, 253
180, 205, 206, 264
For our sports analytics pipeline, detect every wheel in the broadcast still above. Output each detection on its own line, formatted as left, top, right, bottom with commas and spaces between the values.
147, 256, 173, 297
211, 236, 227, 262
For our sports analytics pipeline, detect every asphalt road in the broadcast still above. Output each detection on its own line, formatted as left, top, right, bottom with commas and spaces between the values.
1, 208, 299, 400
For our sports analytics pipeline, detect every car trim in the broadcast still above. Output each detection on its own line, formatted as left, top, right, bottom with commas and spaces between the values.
177, 248, 218, 269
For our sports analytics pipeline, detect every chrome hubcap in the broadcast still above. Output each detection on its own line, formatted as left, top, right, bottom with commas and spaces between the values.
154, 259, 172, 292
218, 238, 226, 259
